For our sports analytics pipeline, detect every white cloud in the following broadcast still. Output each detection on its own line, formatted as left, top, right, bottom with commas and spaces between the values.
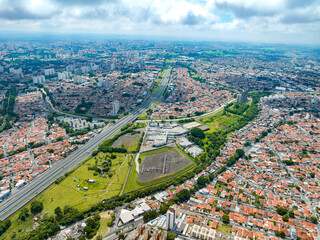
0, 0, 319, 44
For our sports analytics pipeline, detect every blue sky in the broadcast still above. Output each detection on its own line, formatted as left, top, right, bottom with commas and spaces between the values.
0, 0, 319, 44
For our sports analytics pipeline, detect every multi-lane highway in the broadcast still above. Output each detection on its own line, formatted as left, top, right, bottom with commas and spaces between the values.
0, 67, 171, 221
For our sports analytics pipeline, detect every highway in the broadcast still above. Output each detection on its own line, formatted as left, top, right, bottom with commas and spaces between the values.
0, 67, 171, 221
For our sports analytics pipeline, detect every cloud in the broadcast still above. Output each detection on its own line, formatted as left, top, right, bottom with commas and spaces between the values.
0, 0, 318, 44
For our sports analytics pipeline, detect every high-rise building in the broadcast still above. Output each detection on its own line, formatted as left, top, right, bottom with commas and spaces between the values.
58, 71, 72, 80
66, 65, 75, 72
111, 100, 120, 115
98, 78, 110, 88
73, 75, 85, 84
237, 89, 248, 103
166, 207, 176, 230
10, 68, 23, 79
44, 68, 55, 76
33, 75, 45, 84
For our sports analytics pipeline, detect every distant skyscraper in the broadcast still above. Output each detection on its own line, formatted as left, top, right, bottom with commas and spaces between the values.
166, 207, 176, 230
98, 78, 110, 88
33, 75, 45, 84
44, 68, 55, 76
111, 100, 120, 115
237, 89, 248, 103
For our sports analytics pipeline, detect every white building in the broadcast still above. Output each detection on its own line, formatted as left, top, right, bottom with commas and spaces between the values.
44, 68, 55, 76
111, 100, 120, 115
66, 65, 75, 72
33, 75, 45, 84
73, 75, 85, 84
98, 78, 110, 88
81, 66, 90, 74
166, 207, 176, 230
58, 71, 72, 80
9, 68, 24, 78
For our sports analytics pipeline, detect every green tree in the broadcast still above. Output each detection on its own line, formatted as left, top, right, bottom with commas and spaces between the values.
176, 189, 191, 202
197, 176, 210, 187
19, 208, 30, 221
167, 231, 177, 240
222, 214, 230, 223
276, 207, 288, 216
288, 210, 295, 218
275, 231, 285, 238
30, 201, 43, 215
54, 206, 63, 217
310, 216, 318, 224
190, 127, 205, 139
282, 215, 289, 222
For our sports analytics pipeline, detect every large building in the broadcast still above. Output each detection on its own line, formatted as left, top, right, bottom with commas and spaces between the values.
98, 78, 110, 88
166, 207, 176, 230
33, 75, 45, 84
237, 89, 248, 103
111, 100, 120, 115
44, 68, 55, 76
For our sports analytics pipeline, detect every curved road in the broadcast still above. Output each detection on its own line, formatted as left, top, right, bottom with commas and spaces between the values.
0, 68, 171, 221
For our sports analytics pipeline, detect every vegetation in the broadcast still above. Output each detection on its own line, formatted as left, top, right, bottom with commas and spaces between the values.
222, 214, 230, 223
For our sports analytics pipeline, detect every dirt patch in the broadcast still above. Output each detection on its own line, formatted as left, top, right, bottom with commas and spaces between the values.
138, 150, 191, 182
112, 133, 140, 149
100, 211, 111, 219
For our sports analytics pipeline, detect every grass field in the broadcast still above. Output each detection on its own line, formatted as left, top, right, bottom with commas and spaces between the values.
217, 223, 232, 234
124, 147, 195, 193
1, 152, 132, 240
93, 211, 112, 240
197, 111, 242, 134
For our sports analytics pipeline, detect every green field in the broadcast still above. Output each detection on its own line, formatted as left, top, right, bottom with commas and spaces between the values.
217, 223, 232, 234
1, 152, 132, 240
124, 147, 195, 193
198, 111, 242, 134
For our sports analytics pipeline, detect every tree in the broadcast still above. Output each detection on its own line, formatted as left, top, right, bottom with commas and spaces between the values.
30, 201, 43, 215
310, 216, 318, 224
276, 207, 288, 216
54, 207, 63, 217
282, 215, 289, 222
197, 176, 210, 187
288, 210, 295, 218
176, 189, 191, 202
190, 127, 205, 139
19, 208, 30, 221
167, 231, 176, 240
222, 214, 230, 223
86, 116, 93, 122
236, 149, 245, 157
275, 231, 285, 238
118, 233, 125, 239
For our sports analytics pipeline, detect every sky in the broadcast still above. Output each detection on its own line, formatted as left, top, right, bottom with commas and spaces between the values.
0, 0, 319, 44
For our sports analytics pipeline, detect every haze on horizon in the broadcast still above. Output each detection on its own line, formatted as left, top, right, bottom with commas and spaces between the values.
0, 0, 319, 45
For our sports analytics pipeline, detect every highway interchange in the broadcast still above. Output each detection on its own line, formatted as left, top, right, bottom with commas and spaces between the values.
0, 67, 171, 221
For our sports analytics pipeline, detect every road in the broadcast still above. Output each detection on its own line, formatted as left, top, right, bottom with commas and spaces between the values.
0, 67, 171, 221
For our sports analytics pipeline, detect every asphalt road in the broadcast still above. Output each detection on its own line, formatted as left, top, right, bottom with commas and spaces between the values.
0, 67, 171, 221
